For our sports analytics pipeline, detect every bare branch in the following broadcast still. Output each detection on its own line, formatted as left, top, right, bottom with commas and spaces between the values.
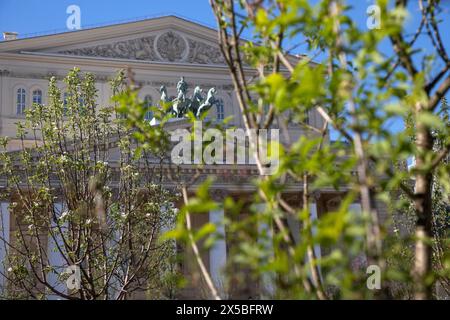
181, 187, 221, 300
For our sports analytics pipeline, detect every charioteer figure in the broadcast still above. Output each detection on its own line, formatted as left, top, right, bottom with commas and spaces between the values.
159, 77, 218, 119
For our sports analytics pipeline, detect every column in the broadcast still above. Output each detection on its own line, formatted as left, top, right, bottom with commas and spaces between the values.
256, 203, 275, 297
303, 202, 324, 283
349, 203, 362, 214
47, 202, 67, 300
209, 208, 227, 295
348, 202, 366, 270
309, 202, 322, 261
0, 202, 10, 294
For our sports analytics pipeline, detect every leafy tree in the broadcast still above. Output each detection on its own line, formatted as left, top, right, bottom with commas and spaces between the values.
205, 0, 450, 300
394, 97, 450, 297
0, 68, 180, 300
121, 0, 449, 300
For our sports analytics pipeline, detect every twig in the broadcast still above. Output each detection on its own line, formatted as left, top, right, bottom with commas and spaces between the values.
181, 187, 221, 300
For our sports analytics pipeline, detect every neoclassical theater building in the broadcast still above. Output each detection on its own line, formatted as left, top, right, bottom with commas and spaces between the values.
0, 16, 373, 299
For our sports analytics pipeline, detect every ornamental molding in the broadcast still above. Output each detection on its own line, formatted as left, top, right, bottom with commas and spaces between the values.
2, 71, 111, 82
57, 35, 158, 61
3, 70, 235, 91
155, 31, 188, 62
186, 38, 225, 65
0, 69, 11, 76
326, 196, 342, 210
55, 31, 226, 65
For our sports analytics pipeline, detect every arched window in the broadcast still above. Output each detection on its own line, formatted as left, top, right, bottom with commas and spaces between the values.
32, 89, 43, 105
144, 95, 153, 121
16, 88, 26, 115
216, 98, 224, 121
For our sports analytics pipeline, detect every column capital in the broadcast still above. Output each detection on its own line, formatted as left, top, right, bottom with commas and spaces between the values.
311, 191, 321, 201
210, 189, 227, 201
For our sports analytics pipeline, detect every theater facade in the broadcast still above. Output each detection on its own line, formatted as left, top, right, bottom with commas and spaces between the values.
0, 16, 371, 299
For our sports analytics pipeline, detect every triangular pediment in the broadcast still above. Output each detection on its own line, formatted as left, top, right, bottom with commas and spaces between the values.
0, 16, 227, 65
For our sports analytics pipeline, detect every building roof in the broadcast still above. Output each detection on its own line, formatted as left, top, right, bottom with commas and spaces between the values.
0, 15, 219, 52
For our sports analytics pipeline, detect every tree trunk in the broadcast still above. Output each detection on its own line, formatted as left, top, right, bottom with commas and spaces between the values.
413, 111, 434, 300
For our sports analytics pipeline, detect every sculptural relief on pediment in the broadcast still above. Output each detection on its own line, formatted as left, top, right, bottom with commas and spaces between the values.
186, 39, 225, 65
56, 30, 227, 65
58, 36, 158, 61
155, 31, 188, 62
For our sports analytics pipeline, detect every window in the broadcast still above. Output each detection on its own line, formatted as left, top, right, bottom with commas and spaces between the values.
32, 89, 43, 105
216, 98, 224, 121
304, 109, 310, 125
144, 95, 153, 121
78, 96, 87, 115
263, 104, 270, 122
63, 92, 69, 115
16, 88, 26, 115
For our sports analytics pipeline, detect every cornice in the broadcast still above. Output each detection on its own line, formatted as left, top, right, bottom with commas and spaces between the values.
0, 52, 257, 77
0, 68, 237, 92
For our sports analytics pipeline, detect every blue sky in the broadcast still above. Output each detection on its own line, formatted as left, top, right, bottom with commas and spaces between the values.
0, 0, 445, 41
0, 0, 217, 38
1, 0, 447, 69
1, 0, 447, 64
0, 0, 448, 136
